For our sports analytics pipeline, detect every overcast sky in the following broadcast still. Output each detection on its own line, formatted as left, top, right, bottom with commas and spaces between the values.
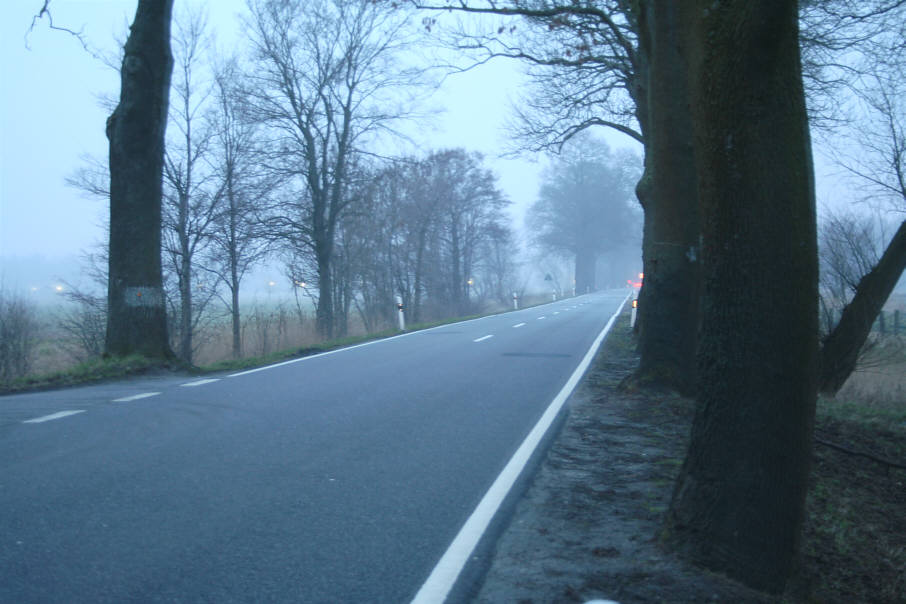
0, 1, 578, 285
1, 1, 853, 296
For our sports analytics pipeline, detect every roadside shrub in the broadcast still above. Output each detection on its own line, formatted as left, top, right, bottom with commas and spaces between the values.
0, 289, 40, 380
58, 289, 107, 362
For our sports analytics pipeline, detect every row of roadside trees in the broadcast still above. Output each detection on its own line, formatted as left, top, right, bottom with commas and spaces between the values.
46, 0, 903, 596
69, 0, 529, 365
411, 0, 905, 594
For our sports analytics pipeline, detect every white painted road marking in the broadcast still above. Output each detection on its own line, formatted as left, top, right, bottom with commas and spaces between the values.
227, 309, 505, 378
23, 410, 86, 424
553, 311, 560, 315
411, 292, 631, 604
112, 392, 161, 402
512, 322, 526, 328
537, 316, 546, 320
473, 335, 494, 343
180, 379, 220, 387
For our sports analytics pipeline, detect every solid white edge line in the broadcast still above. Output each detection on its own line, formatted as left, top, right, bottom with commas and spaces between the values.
112, 392, 161, 402
180, 378, 221, 387
410, 292, 631, 604
23, 410, 86, 424
473, 335, 494, 343
227, 290, 627, 378
227, 314, 487, 377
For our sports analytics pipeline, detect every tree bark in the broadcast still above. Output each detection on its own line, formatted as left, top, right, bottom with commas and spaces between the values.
819, 218, 906, 393
631, 1, 701, 394
105, 0, 174, 359
665, 1, 818, 593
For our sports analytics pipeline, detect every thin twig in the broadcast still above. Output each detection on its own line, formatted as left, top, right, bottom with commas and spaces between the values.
27, 0, 103, 60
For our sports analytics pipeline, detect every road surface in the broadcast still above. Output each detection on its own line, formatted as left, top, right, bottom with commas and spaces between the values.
1, 290, 628, 603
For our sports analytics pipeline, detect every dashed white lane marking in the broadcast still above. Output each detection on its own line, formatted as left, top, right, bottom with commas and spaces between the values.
112, 392, 161, 403
473, 335, 494, 343
512, 322, 526, 328
537, 316, 546, 320
180, 378, 220, 387
23, 410, 86, 424
553, 311, 560, 315
411, 292, 632, 604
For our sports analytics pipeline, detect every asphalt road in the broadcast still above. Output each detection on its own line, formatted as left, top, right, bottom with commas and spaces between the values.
1, 290, 628, 603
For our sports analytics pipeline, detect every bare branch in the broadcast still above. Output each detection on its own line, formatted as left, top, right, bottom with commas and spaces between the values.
26, 0, 104, 61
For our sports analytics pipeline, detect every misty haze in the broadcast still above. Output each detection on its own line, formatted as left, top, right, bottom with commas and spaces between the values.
1, 2, 904, 603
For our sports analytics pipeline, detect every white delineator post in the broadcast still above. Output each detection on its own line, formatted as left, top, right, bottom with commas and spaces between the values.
513, 292, 518, 310
630, 296, 638, 328
396, 295, 406, 331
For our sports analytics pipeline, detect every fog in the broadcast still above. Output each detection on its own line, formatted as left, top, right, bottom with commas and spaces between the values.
1, 1, 891, 303
0, 1, 582, 299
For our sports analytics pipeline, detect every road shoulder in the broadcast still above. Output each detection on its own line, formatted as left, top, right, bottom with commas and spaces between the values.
474, 312, 770, 603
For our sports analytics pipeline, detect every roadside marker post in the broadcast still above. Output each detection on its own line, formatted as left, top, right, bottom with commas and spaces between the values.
513, 292, 518, 310
630, 297, 638, 328
396, 296, 406, 331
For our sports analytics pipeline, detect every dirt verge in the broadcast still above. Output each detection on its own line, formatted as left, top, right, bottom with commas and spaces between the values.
475, 312, 906, 603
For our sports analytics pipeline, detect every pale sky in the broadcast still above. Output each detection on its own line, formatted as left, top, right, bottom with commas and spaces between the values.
1, 0, 580, 294
0, 1, 854, 296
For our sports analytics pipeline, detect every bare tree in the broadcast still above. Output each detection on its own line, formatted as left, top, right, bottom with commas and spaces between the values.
410, 0, 902, 395
203, 57, 271, 359
411, 149, 511, 317
665, 1, 818, 592
105, 0, 174, 359
479, 222, 521, 307
330, 150, 514, 328
799, 0, 906, 129
525, 133, 640, 294
58, 246, 109, 362
162, 7, 219, 364
0, 288, 40, 381
244, 0, 428, 339
818, 62, 906, 392
820, 208, 885, 312
64, 150, 110, 363
412, 1, 702, 391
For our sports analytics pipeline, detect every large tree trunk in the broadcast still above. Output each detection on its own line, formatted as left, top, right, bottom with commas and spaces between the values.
105, 0, 174, 359
574, 248, 596, 295
819, 218, 906, 393
413, 236, 426, 324
666, 1, 818, 593
316, 247, 334, 340
231, 283, 241, 359
631, 1, 701, 394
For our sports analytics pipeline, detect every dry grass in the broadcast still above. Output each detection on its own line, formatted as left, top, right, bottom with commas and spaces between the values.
795, 345, 906, 603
